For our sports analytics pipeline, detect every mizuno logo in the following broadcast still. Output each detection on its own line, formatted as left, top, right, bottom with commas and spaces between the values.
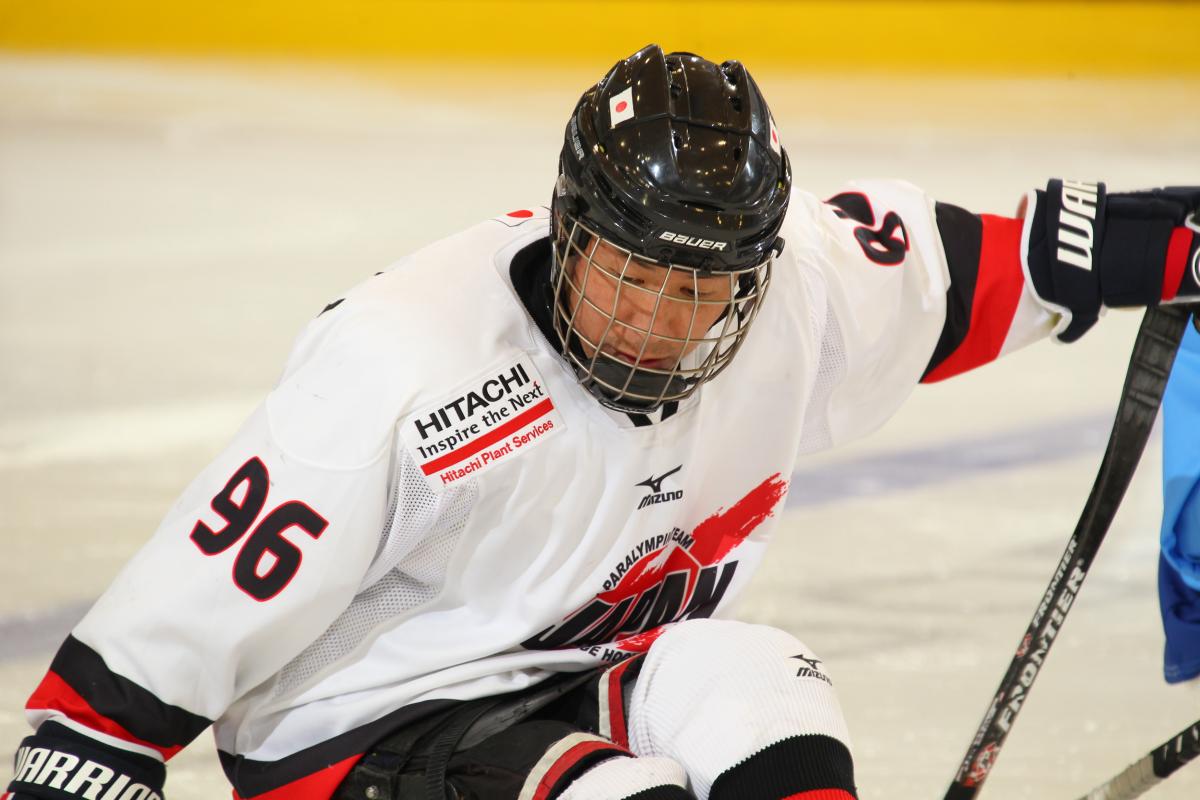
792, 653, 822, 670
1057, 179, 1099, 271
636, 465, 681, 494
790, 653, 831, 684
636, 465, 683, 510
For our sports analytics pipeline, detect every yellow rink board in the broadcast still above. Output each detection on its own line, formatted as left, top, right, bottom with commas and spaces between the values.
1, 1, 1198, 75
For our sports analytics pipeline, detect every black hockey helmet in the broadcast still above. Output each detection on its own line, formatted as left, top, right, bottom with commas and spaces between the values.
549, 44, 791, 412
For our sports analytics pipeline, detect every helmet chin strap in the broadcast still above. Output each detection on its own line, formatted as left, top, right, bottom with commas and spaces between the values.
560, 328, 689, 412
584, 351, 690, 412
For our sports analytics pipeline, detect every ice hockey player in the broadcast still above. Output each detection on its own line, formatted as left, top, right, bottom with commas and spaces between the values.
6, 44, 1200, 800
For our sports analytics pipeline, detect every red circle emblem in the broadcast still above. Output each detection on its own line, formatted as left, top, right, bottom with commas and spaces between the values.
507, 209, 534, 219
615, 101, 629, 113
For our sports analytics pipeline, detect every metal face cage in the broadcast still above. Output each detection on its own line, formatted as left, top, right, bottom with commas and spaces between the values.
550, 212, 773, 413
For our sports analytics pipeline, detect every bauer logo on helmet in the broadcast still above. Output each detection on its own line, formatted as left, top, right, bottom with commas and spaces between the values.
657, 231, 728, 251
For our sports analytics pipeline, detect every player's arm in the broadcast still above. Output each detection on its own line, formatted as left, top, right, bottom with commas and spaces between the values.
923, 180, 1200, 381
794, 179, 1198, 450
4, 303, 398, 800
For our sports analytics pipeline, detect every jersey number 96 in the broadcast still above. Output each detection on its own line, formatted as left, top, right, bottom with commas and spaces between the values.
189, 457, 329, 601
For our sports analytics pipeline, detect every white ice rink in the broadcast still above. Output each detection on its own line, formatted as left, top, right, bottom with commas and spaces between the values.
2, 55, 1199, 798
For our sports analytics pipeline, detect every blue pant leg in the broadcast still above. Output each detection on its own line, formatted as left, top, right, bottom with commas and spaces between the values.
1160, 322, 1200, 683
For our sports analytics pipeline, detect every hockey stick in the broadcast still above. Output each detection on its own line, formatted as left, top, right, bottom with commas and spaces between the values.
1076, 718, 1200, 800
943, 304, 1198, 800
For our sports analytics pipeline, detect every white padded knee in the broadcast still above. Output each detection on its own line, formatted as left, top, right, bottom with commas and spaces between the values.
626, 619, 851, 799
556, 755, 689, 800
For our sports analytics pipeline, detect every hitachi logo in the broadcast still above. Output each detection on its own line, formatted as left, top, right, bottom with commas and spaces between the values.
413, 363, 531, 440
658, 231, 728, 251
12, 745, 161, 800
1057, 180, 1099, 271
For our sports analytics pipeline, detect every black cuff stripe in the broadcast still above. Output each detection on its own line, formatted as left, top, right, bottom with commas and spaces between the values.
36, 722, 164, 774
708, 734, 856, 800
49, 636, 211, 748
923, 202, 983, 380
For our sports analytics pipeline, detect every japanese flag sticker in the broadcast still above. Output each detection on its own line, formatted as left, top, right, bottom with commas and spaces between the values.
769, 115, 781, 156
609, 86, 635, 128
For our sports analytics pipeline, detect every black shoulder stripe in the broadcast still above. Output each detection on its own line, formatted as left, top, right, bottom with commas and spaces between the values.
49, 635, 211, 749
923, 202, 984, 380
708, 733, 856, 800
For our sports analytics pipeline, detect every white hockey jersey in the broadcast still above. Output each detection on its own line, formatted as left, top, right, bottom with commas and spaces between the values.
9, 181, 1056, 800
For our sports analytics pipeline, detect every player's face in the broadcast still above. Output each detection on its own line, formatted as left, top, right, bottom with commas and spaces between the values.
563, 238, 735, 369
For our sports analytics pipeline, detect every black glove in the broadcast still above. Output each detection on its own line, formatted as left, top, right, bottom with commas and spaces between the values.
1025, 180, 1200, 342
6, 723, 165, 800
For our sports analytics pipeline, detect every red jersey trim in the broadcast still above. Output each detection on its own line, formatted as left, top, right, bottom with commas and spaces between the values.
26, 670, 182, 760
420, 398, 554, 474
923, 214, 1025, 383
781, 790, 857, 800
233, 754, 362, 800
